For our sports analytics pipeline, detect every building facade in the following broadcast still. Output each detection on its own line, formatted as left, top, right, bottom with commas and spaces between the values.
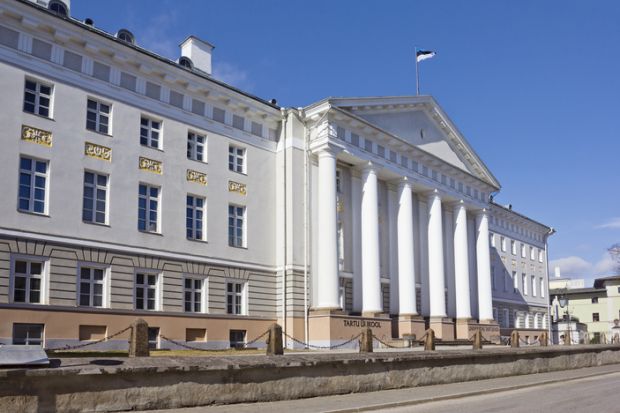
0, 0, 553, 349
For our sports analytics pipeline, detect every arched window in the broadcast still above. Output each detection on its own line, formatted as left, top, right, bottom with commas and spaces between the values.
48, 0, 68, 17
116, 29, 135, 45
179, 56, 193, 70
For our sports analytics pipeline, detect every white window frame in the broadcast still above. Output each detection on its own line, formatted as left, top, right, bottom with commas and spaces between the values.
187, 131, 206, 162
530, 246, 535, 261
18, 156, 49, 215
490, 233, 495, 248
76, 263, 109, 308
138, 183, 160, 233
520, 243, 526, 258
228, 145, 246, 174
134, 271, 161, 311
531, 275, 537, 297
228, 204, 246, 248
522, 273, 528, 295
540, 278, 545, 298
140, 116, 162, 149
12, 323, 45, 346
186, 194, 206, 241
226, 280, 247, 315
183, 275, 207, 313
10, 255, 48, 305
538, 249, 544, 263
511, 240, 516, 255
82, 171, 108, 225
336, 169, 342, 194
23, 78, 53, 118
86, 98, 111, 134
513, 270, 518, 292
501, 236, 506, 252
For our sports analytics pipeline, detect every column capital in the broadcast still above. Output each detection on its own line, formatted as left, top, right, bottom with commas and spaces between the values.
424, 188, 442, 203
355, 160, 380, 174
309, 139, 344, 157
475, 207, 489, 219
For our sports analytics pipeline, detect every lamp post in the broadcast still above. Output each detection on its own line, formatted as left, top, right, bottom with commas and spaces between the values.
559, 293, 571, 345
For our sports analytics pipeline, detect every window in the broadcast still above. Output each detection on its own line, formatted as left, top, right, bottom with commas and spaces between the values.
135, 272, 158, 310
504, 270, 510, 292
23, 79, 52, 117
540, 278, 545, 298
82, 172, 108, 224
490, 233, 495, 248
138, 184, 159, 232
179, 57, 194, 69
228, 145, 246, 173
226, 281, 245, 315
86, 98, 110, 134
186, 195, 205, 240
530, 246, 535, 261
184, 277, 205, 313
213, 107, 226, 123
116, 29, 135, 44
48, 0, 68, 16
187, 132, 206, 162
228, 205, 245, 247
593, 313, 600, 322
337, 221, 344, 271
491, 266, 496, 290
12, 259, 44, 304
336, 169, 342, 194
18, 156, 48, 214
232, 114, 245, 130
229, 330, 246, 348
522, 273, 527, 295
592, 297, 599, 304
511, 240, 516, 255
501, 236, 506, 252
140, 117, 161, 149
538, 249, 544, 263
520, 243, 526, 258
531, 275, 536, 297
13, 324, 44, 346
251, 121, 262, 137
78, 266, 105, 307
148, 327, 160, 349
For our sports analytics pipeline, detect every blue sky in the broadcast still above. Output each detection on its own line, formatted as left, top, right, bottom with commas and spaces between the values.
71, 0, 620, 285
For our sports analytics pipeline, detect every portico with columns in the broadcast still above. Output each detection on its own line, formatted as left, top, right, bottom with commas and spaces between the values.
302, 96, 502, 346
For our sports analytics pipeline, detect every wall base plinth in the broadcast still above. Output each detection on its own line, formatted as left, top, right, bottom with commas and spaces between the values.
308, 310, 391, 349
397, 314, 426, 339
429, 317, 455, 340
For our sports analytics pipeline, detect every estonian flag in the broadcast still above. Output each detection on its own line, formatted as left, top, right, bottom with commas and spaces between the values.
416, 50, 436, 62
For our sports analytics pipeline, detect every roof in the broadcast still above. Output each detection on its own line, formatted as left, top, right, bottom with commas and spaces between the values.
594, 275, 620, 288
550, 287, 607, 295
490, 201, 553, 233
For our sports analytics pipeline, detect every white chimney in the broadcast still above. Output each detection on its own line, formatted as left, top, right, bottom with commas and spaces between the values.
180, 36, 214, 75
554, 266, 561, 278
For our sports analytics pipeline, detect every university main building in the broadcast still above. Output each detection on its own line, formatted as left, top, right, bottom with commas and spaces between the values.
0, 0, 554, 349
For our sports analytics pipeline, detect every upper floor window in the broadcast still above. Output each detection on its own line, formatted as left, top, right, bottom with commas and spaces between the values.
226, 281, 246, 315
48, 0, 68, 17
592, 297, 599, 304
138, 184, 159, 233
491, 266, 496, 290
522, 273, 528, 295
530, 246, 535, 261
186, 195, 205, 240
86, 98, 110, 134
187, 132, 206, 162
513, 271, 518, 292
135, 272, 158, 310
228, 205, 246, 248
184, 277, 205, 313
12, 258, 45, 304
501, 236, 506, 252
540, 278, 545, 298
116, 29, 135, 44
140, 117, 161, 149
531, 275, 537, 297
336, 169, 342, 194
538, 249, 544, 263
82, 171, 108, 224
520, 243, 526, 258
593, 312, 600, 322
490, 233, 495, 248
78, 266, 106, 307
228, 145, 245, 173
511, 240, 517, 255
18, 156, 48, 215
23, 79, 52, 118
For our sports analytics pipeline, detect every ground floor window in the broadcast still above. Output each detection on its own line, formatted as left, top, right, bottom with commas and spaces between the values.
13, 323, 44, 346
226, 281, 245, 315
148, 327, 160, 349
229, 330, 246, 349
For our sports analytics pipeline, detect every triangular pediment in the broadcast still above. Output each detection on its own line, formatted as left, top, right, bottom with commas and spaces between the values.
329, 96, 500, 189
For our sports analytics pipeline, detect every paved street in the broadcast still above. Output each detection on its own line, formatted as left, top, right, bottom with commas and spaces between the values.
144, 363, 620, 413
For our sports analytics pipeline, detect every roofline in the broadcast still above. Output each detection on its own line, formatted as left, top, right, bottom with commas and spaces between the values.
490, 201, 553, 232
15, 0, 279, 111
550, 288, 607, 295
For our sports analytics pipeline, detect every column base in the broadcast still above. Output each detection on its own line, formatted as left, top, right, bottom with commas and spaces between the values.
397, 314, 426, 339
455, 318, 475, 340
362, 311, 386, 318
308, 310, 391, 349
309, 307, 345, 316
429, 316, 455, 341
468, 320, 501, 344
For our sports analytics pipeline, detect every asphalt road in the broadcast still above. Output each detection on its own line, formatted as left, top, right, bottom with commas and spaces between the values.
144, 364, 620, 413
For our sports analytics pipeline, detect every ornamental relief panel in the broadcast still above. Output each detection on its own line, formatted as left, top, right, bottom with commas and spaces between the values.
84, 142, 112, 161
21, 125, 52, 147
138, 157, 162, 174
228, 180, 246, 195
186, 169, 207, 185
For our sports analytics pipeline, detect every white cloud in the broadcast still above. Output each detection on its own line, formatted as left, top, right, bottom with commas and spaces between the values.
594, 254, 619, 275
212, 62, 253, 91
549, 256, 593, 277
596, 217, 620, 229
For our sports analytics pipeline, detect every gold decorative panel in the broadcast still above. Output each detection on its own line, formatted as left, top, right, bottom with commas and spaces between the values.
139, 157, 162, 174
84, 142, 112, 161
187, 169, 207, 185
21, 125, 52, 147
228, 180, 247, 195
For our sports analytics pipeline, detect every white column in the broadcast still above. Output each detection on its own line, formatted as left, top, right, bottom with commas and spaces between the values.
476, 209, 494, 322
361, 163, 382, 314
453, 201, 472, 320
316, 147, 340, 309
397, 179, 417, 315
427, 190, 446, 318
351, 173, 363, 313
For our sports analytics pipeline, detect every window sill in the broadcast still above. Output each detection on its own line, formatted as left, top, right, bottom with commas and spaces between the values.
86, 129, 113, 138
18, 209, 50, 218
83, 221, 110, 227
187, 158, 208, 165
141, 144, 164, 153
23, 111, 55, 122
187, 238, 208, 244
228, 244, 247, 250
229, 169, 247, 176
138, 230, 163, 236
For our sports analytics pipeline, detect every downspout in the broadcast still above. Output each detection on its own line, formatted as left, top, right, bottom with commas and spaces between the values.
544, 227, 555, 343
281, 108, 288, 348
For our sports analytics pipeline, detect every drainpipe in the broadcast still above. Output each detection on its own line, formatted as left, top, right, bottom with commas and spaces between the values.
281, 108, 288, 348
544, 227, 555, 343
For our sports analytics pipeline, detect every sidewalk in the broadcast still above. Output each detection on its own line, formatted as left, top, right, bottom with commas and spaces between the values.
144, 364, 620, 413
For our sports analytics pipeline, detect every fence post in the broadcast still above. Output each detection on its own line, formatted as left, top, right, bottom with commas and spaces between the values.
266, 323, 283, 355
510, 330, 519, 348
563, 331, 571, 346
129, 318, 149, 357
424, 328, 435, 351
539, 331, 548, 347
359, 328, 373, 353
472, 330, 483, 350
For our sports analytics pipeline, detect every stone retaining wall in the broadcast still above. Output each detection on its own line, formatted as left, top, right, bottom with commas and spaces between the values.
1, 345, 620, 412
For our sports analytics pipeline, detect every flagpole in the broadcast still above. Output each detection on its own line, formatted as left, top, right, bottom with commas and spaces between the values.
414, 46, 420, 95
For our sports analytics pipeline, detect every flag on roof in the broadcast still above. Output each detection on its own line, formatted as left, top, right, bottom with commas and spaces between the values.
416, 50, 436, 62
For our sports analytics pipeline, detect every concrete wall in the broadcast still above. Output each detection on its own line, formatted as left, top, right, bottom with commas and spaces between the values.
1, 346, 619, 412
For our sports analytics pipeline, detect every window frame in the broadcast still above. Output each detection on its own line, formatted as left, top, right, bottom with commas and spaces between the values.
511, 240, 517, 255
82, 170, 109, 225
76, 263, 109, 308
183, 275, 207, 313
593, 312, 600, 322
139, 116, 162, 150
501, 236, 506, 252
531, 275, 537, 297
138, 183, 160, 233
23, 78, 53, 118
522, 273, 528, 295
225, 280, 247, 315
228, 144, 246, 174
12, 323, 45, 346
10, 255, 48, 305
86, 97, 111, 135
187, 131, 207, 162
134, 271, 161, 311
228, 204, 246, 248
17, 156, 49, 215
186, 194, 206, 241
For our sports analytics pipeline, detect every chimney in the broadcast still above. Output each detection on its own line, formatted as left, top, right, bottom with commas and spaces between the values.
180, 36, 214, 75
554, 266, 561, 278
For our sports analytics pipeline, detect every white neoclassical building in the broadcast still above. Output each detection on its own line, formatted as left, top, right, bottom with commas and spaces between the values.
0, 0, 553, 349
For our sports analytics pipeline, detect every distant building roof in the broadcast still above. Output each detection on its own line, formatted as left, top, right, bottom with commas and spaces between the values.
550, 287, 606, 295
593, 275, 620, 289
